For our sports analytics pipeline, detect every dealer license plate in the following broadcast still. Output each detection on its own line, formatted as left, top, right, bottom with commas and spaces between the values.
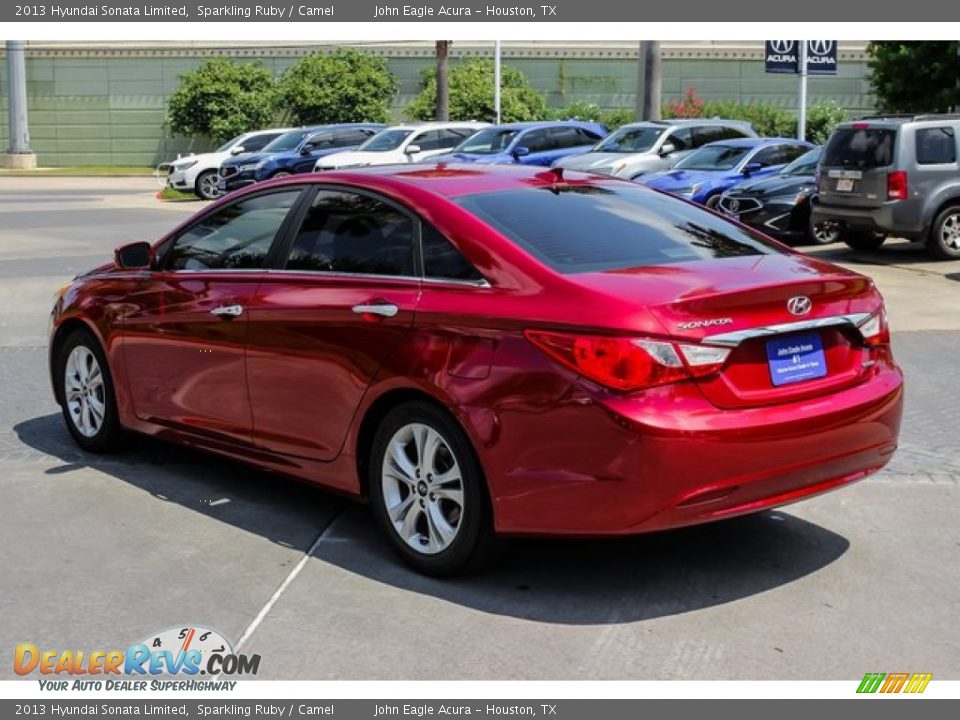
766, 332, 828, 387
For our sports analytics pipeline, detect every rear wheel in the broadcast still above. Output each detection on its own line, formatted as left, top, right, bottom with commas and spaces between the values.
56, 330, 123, 453
194, 169, 222, 201
842, 231, 885, 252
927, 206, 960, 260
369, 401, 496, 576
808, 218, 840, 245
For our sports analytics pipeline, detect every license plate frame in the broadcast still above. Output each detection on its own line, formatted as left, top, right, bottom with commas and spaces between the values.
766, 332, 828, 387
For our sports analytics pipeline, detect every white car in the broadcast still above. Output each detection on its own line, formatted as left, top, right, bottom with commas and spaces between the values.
314, 121, 489, 171
165, 128, 292, 200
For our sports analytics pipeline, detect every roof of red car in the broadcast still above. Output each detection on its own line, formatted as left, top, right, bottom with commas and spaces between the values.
307, 162, 616, 198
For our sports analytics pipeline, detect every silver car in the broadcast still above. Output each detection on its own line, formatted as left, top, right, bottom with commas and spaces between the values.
552, 118, 757, 180
812, 114, 960, 260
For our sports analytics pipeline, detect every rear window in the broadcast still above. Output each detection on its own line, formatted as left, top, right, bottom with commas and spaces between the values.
454, 185, 777, 274
823, 127, 896, 169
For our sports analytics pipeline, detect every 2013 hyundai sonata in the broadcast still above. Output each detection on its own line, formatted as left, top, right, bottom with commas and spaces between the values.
49, 164, 903, 575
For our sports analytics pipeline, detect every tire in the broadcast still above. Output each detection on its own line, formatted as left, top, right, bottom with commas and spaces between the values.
927, 205, 960, 260
271, 171, 292, 179
705, 194, 722, 210
808, 217, 841, 245
368, 401, 496, 576
194, 169, 222, 201
56, 329, 124, 453
842, 231, 886, 252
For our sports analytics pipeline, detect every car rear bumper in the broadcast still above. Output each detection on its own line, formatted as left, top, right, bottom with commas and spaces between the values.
484, 357, 903, 536
811, 197, 925, 238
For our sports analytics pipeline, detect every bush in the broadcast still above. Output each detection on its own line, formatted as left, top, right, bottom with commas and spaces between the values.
663, 88, 705, 119
804, 100, 848, 144
406, 58, 547, 122
278, 49, 398, 125
166, 59, 277, 145
546, 102, 635, 130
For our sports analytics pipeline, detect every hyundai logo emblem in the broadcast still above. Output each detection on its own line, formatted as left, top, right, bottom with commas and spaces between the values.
770, 40, 794, 54
787, 296, 813, 316
808, 40, 834, 56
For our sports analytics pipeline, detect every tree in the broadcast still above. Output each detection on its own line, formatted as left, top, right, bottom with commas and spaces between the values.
166, 59, 277, 144
406, 57, 546, 123
435, 41, 451, 121
278, 49, 398, 125
868, 42, 960, 114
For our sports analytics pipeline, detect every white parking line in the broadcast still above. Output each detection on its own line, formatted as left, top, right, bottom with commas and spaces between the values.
230, 512, 340, 655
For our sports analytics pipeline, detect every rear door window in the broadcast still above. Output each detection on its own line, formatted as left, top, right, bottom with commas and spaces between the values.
244, 133, 280, 152
667, 127, 694, 151
823, 128, 896, 168
916, 127, 957, 165
454, 184, 776, 274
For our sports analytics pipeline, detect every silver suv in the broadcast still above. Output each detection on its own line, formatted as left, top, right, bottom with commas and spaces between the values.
812, 114, 960, 260
552, 118, 757, 180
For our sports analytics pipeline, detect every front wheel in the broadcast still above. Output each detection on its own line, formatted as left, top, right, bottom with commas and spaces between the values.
56, 330, 123, 452
927, 206, 960, 260
842, 231, 886, 252
369, 401, 496, 576
194, 169, 223, 201
704, 194, 722, 210
808, 218, 841, 245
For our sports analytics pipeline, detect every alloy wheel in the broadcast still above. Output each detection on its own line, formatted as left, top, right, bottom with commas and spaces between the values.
198, 172, 223, 200
942, 213, 960, 251
381, 423, 464, 555
811, 222, 840, 245
64, 345, 106, 438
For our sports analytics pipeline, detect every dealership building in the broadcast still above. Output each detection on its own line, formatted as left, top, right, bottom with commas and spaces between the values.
0, 40, 874, 167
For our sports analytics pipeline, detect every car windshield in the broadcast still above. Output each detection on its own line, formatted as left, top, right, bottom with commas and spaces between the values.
359, 129, 415, 152
454, 127, 521, 154
675, 145, 752, 171
262, 130, 310, 153
216, 134, 244, 153
593, 126, 665, 153
455, 184, 777, 274
780, 148, 822, 176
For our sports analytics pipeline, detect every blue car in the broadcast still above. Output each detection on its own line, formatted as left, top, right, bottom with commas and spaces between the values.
220, 124, 384, 192
430, 121, 608, 167
640, 137, 816, 208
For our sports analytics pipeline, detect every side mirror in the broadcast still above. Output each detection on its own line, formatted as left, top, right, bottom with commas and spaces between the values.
229, 145, 246, 156
658, 142, 676, 156
742, 161, 763, 176
512, 146, 531, 158
404, 144, 422, 155
114, 241, 154, 270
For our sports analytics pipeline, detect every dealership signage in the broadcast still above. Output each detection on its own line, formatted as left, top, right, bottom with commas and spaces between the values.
764, 40, 838, 75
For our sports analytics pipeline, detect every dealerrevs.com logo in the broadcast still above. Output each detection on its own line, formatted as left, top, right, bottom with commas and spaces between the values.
14, 626, 260, 691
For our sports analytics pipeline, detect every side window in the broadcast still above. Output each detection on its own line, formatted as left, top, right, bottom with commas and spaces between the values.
422, 224, 483, 282
286, 190, 415, 277
165, 190, 301, 271
304, 132, 333, 151
549, 127, 586, 149
437, 128, 469, 149
413, 130, 442, 151
693, 126, 725, 147
243, 133, 277, 152
577, 128, 603, 144
782, 144, 810, 163
722, 126, 750, 140
336, 129, 375, 147
751, 146, 785, 167
522, 130, 551, 153
668, 127, 694, 151
916, 127, 957, 165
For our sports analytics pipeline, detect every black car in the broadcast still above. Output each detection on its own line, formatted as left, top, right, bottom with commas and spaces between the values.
716, 147, 838, 245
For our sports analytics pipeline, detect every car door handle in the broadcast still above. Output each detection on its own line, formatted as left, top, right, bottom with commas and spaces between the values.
352, 303, 398, 318
210, 304, 244, 317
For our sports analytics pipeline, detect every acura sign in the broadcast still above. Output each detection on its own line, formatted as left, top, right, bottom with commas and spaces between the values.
765, 40, 838, 75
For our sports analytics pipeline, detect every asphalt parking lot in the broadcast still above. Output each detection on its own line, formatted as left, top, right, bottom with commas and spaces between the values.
1, 177, 958, 680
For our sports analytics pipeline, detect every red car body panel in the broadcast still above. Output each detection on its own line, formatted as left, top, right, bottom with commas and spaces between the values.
50, 165, 904, 536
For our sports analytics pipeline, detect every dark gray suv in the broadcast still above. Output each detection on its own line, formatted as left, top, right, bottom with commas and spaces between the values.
812, 114, 960, 259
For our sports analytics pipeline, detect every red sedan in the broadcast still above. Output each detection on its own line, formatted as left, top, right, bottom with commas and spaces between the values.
49, 164, 903, 575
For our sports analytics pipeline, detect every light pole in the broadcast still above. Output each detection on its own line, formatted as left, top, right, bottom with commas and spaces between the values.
798, 41, 809, 141
4, 40, 36, 169
494, 40, 502, 124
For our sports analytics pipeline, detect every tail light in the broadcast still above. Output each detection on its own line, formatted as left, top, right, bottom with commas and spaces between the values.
524, 330, 730, 392
857, 310, 890, 346
887, 171, 908, 201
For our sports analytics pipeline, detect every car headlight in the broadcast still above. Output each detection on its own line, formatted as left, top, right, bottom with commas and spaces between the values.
173, 160, 197, 172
